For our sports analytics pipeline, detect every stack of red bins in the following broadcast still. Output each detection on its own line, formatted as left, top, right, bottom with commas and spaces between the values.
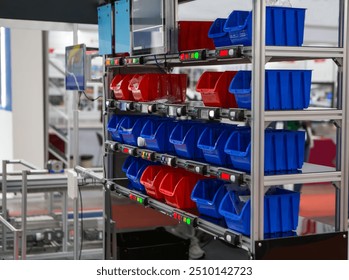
110, 74, 135, 100
196, 71, 238, 108
140, 166, 205, 210
110, 73, 187, 102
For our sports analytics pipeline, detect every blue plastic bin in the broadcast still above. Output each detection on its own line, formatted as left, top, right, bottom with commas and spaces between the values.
191, 179, 228, 218
122, 156, 135, 173
140, 118, 177, 153
208, 18, 232, 47
224, 128, 305, 173
229, 70, 312, 110
224, 7, 306, 46
169, 121, 207, 160
219, 188, 300, 235
126, 158, 154, 193
197, 124, 235, 166
118, 116, 149, 146
107, 115, 125, 142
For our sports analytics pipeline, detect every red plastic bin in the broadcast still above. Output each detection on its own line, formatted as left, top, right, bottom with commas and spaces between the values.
128, 74, 187, 102
178, 21, 215, 51
140, 166, 172, 201
110, 74, 135, 100
196, 71, 238, 108
159, 171, 204, 209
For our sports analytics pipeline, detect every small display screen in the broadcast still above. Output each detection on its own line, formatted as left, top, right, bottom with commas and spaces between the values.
131, 0, 165, 55
65, 44, 86, 91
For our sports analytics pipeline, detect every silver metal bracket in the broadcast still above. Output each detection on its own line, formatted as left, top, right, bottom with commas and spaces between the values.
333, 57, 343, 67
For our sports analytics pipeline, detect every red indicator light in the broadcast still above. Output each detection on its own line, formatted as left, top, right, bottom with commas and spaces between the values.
185, 54, 189, 60
114, 59, 119, 65
221, 172, 230, 180
180, 53, 185, 60
173, 213, 178, 219
123, 148, 129, 153
219, 49, 229, 57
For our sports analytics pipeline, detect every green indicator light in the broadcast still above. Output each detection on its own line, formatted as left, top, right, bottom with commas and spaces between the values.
110, 59, 115, 65
139, 198, 143, 204
194, 52, 199, 59
186, 218, 191, 225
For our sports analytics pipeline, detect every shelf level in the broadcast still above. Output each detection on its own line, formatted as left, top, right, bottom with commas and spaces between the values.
105, 46, 344, 68
107, 100, 342, 123
106, 141, 340, 187
110, 181, 249, 247
262, 163, 340, 186
106, 141, 246, 184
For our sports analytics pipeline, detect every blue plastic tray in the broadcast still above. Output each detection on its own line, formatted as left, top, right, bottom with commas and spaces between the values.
208, 18, 232, 47
140, 118, 177, 153
169, 121, 206, 160
126, 158, 154, 193
191, 179, 228, 218
118, 116, 149, 146
122, 156, 134, 173
224, 7, 306, 46
107, 115, 125, 143
197, 124, 235, 166
219, 188, 300, 235
224, 128, 305, 173
229, 70, 312, 110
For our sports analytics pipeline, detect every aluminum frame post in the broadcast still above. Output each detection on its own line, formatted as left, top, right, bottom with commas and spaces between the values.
73, 196, 79, 260
13, 231, 20, 260
251, 0, 266, 252
62, 191, 68, 252
339, 0, 349, 231
2, 160, 8, 252
21, 170, 28, 260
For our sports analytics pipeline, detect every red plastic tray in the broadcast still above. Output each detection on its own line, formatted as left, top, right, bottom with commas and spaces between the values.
110, 74, 135, 100
196, 71, 238, 108
140, 166, 172, 201
159, 171, 204, 209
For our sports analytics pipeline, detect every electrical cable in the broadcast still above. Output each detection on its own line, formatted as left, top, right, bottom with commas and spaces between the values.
79, 90, 103, 102
153, 55, 167, 73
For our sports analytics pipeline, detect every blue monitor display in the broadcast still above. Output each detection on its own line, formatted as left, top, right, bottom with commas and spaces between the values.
65, 44, 86, 91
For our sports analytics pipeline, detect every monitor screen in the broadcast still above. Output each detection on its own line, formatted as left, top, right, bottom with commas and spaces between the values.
131, 0, 165, 55
65, 44, 86, 91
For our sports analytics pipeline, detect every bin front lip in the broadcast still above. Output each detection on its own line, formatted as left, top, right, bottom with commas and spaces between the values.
230, 89, 251, 95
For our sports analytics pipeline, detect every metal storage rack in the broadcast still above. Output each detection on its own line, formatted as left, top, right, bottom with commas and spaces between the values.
102, 0, 349, 259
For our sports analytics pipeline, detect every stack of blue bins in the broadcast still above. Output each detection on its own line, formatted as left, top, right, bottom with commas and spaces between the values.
209, 6, 306, 47
140, 118, 177, 153
229, 70, 312, 110
224, 127, 305, 173
122, 156, 154, 193
169, 121, 207, 160
219, 187, 300, 236
191, 179, 228, 219
197, 123, 235, 167
107, 115, 126, 142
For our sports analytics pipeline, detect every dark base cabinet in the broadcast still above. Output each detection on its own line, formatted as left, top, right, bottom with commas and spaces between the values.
255, 232, 348, 260
116, 228, 190, 260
